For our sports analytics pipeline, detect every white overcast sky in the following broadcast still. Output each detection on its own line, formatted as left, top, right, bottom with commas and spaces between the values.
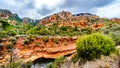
0, 0, 120, 19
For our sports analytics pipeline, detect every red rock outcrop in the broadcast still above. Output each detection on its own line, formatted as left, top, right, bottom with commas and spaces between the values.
0, 36, 77, 63
58, 20, 87, 28
39, 11, 72, 25
111, 18, 120, 24
90, 23, 103, 29
38, 11, 100, 28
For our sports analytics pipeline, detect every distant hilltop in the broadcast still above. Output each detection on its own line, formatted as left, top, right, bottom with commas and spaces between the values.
0, 9, 39, 25
0, 9, 21, 22
39, 11, 99, 26
0, 9, 120, 26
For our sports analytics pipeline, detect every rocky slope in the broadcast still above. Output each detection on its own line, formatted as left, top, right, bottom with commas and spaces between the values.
38, 11, 104, 31
0, 10, 120, 68
0, 9, 21, 25
0, 36, 77, 64
39, 11, 100, 27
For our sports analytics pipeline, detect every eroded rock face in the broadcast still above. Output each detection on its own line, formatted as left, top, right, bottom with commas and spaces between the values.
39, 11, 72, 25
0, 36, 77, 64
39, 11, 99, 28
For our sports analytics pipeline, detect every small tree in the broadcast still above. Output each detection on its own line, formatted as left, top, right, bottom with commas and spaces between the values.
76, 33, 116, 60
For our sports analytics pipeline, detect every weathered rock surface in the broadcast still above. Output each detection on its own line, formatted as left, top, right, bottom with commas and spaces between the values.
39, 11, 99, 28
0, 36, 77, 64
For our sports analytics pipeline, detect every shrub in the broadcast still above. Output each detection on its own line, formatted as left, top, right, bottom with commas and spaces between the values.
43, 36, 49, 43
71, 54, 79, 63
54, 38, 59, 44
38, 29, 51, 35
1, 60, 23, 68
76, 33, 116, 60
7, 30, 17, 36
24, 39, 31, 44
23, 35, 34, 44
0, 20, 10, 29
35, 42, 39, 46
0, 31, 7, 38
26, 28, 37, 35
81, 27, 93, 35
46, 56, 66, 68
111, 31, 120, 45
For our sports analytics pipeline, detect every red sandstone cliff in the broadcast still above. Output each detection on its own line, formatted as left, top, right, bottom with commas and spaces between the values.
0, 36, 77, 64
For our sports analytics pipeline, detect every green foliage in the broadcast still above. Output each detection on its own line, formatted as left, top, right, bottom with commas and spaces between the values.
76, 33, 116, 60
46, 56, 66, 68
24, 39, 31, 44
23, 35, 34, 45
27, 35, 34, 41
101, 22, 120, 45
60, 26, 70, 31
81, 27, 93, 34
0, 60, 22, 68
111, 23, 120, 31
38, 29, 51, 35
0, 30, 7, 38
0, 20, 10, 29
54, 38, 59, 44
21, 24, 34, 34
35, 42, 39, 46
0, 60, 33, 68
111, 31, 120, 45
73, 26, 79, 31
7, 30, 17, 36
26, 25, 83, 36
26, 27, 37, 35
7, 38, 16, 50
22, 60, 33, 68
43, 36, 49, 43
71, 54, 79, 63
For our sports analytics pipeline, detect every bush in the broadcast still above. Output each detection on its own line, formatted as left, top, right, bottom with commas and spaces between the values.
54, 38, 59, 44
0, 20, 10, 29
111, 31, 120, 45
71, 54, 79, 63
24, 39, 31, 44
7, 30, 17, 36
26, 28, 37, 35
1, 60, 23, 68
81, 27, 93, 35
35, 42, 39, 46
46, 56, 66, 68
76, 33, 116, 60
0, 31, 7, 38
43, 36, 49, 43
